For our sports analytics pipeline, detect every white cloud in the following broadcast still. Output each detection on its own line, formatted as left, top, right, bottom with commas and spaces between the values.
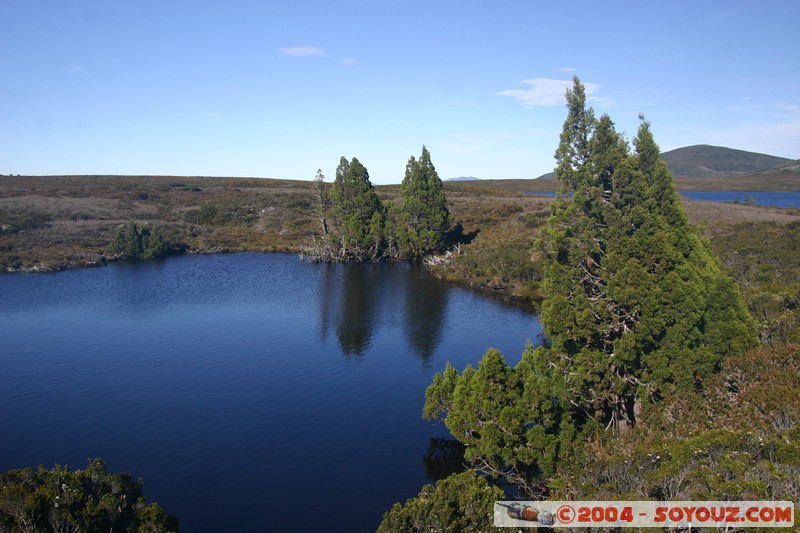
279, 46, 327, 57
336, 57, 360, 66
279, 47, 359, 66
776, 101, 800, 113
497, 78, 611, 108
558, 67, 578, 73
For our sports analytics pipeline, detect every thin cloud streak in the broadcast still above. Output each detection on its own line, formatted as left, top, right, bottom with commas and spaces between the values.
279, 47, 359, 66
776, 102, 800, 113
279, 46, 327, 57
497, 78, 611, 108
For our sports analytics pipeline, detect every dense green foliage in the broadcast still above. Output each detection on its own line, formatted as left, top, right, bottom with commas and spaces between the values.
541, 79, 758, 430
422, 345, 566, 497
111, 221, 171, 260
392, 146, 453, 261
390, 77, 789, 531
377, 471, 503, 533
0, 458, 178, 533
326, 157, 385, 261
315, 148, 452, 262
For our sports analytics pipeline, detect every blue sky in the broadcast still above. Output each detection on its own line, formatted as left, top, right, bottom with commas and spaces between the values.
1, 1, 798, 184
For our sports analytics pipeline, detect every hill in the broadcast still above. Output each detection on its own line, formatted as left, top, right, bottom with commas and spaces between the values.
524, 145, 800, 190
660, 144, 793, 177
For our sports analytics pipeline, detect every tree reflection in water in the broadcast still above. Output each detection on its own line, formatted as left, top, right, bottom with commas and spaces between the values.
337, 264, 380, 356
404, 267, 449, 365
318, 261, 450, 362
423, 437, 467, 482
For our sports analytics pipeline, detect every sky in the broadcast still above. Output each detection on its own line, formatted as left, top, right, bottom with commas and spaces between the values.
1, 1, 799, 184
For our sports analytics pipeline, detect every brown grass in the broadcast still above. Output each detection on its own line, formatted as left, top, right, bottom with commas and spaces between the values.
2, 176, 799, 302
0, 175, 320, 271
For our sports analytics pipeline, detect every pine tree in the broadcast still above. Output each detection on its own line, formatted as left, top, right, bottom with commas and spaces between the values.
541, 77, 758, 429
423, 345, 564, 497
124, 220, 143, 258
142, 224, 168, 259
396, 146, 453, 260
327, 157, 385, 261
111, 221, 170, 260
553, 76, 596, 193
313, 169, 329, 237
417, 75, 761, 509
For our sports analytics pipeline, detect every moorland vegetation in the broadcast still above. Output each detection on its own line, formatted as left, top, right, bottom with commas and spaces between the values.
0, 77, 799, 531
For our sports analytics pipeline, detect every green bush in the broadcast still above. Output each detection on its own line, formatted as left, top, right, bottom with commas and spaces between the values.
111, 221, 171, 260
0, 458, 179, 532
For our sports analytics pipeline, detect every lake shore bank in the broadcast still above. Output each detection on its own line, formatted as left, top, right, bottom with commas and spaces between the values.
2, 174, 799, 309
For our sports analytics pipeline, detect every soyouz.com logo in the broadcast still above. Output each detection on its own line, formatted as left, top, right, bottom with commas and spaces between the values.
494, 501, 796, 528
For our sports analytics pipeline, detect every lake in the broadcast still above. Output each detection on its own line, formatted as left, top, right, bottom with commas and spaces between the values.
678, 191, 800, 208
525, 190, 800, 208
0, 253, 542, 532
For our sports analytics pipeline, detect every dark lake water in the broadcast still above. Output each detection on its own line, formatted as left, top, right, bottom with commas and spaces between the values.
0, 253, 541, 532
526, 190, 800, 208
678, 191, 800, 208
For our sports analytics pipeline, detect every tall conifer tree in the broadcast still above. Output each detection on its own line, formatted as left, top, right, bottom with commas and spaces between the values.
396, 146, 453, 260
327, 156, 385, 261
421, 75, 761, 506
541, 77, 758, 428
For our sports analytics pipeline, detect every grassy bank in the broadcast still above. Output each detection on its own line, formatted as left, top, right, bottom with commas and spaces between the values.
2, 174, 799, 342
0, 175, 319, 271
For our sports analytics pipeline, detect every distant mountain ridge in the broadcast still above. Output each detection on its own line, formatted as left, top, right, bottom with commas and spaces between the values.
660, 145, 793, 177
535, 144, 796, 181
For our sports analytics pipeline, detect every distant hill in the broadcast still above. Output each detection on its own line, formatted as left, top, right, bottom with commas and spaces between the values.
533, 145, 798, 187
447, 176, 481, 181
660, 145, 793, 177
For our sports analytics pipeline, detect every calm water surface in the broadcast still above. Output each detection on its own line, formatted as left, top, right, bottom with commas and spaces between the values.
526, 190, 800, 208
0, 253, 541, 532
678, 191, 800, 208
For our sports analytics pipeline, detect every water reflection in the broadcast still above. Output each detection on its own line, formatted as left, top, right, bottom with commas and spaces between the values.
404, 268, 449, 365
0, 253, 541, 533
336, 264, 381, 357
318, 262, 450, 362
423, 437, 466, 482
318, 263, 338, 341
